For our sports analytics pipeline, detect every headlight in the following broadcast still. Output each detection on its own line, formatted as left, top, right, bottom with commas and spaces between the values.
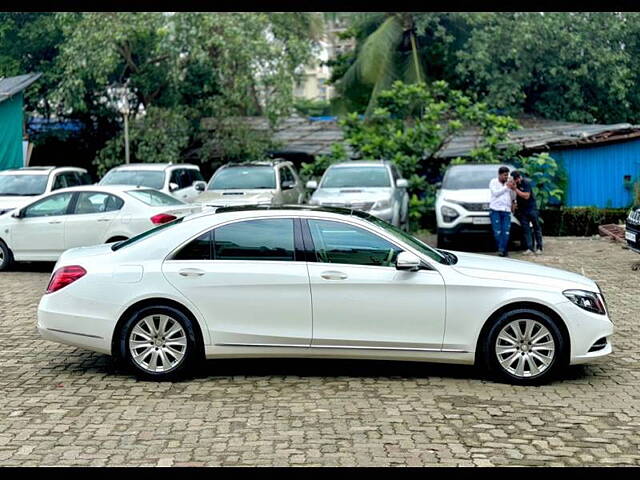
563, 289, 607, 315
441, 205, 459, 222
374, 199, 391, 209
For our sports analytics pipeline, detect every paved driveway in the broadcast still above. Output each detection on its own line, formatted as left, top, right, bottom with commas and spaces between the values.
0, 236, 639, 466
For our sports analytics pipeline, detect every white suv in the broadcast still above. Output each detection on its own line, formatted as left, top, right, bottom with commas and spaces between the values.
436, 163, 520, 248
0, 166, 92, 216
99, 163, 207, 203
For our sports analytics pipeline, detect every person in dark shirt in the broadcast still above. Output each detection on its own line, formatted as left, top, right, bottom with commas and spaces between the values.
511, 171, 543, 255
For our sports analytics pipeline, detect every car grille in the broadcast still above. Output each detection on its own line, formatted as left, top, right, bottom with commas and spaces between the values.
321, 202, 375, 211
628, 210, 640, 225
459, 202, 490, 212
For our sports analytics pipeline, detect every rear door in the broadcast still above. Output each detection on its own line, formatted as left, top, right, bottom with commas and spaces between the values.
64, 191, 125, 249
162, 217, 312, 346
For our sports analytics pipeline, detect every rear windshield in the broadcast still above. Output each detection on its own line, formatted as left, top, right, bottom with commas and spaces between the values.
209, 166, 276, 190
0, 174, 48, 196
111, 217, 184, 251
100, 170, 165, 190
126, 189, 184, 206
321, 166, 391, 188
442, 166, 513, 190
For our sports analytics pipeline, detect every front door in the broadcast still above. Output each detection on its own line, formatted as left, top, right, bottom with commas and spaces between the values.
305, 219, 446, 350
162, 217, 312, 346
10, 192, 74, 260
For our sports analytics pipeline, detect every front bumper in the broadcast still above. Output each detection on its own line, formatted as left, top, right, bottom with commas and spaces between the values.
625, 221, 640, 253
554, 300, 614, 365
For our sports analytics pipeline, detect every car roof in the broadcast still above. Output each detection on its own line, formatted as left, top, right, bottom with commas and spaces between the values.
219, 160, 289, 169
108, 163, 199, 171
0, 166, 87, 175
329, 161, 390, 168
445, 163, 516, 171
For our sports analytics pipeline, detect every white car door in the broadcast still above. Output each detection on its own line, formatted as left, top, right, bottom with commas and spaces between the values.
64, 191, 124, 249
10, 192, 74, 261
162, 217, 312, 346
305, 219, 446, 350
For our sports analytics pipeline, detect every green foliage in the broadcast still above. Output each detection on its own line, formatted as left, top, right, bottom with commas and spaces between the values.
514, 153, 567, 211
540, 208, 629, 236
293, 98, 332, 117
94, 107, 191, 176
300, 143, 348, 182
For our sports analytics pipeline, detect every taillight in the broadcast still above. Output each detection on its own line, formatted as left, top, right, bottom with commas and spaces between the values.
46, 265, 87, 294
150, 213, 177, 225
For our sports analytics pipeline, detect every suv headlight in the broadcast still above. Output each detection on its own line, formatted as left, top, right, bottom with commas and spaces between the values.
563, 289, 607, 315
374, 199, 391, 209
441, 205, 459, 223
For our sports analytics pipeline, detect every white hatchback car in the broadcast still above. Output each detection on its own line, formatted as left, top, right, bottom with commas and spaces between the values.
0, 185, 201, 270
37, 206, 613, 385
99, 163, 207, 203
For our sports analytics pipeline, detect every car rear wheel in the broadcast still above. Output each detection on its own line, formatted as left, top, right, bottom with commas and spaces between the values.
482, 308, 566, 385
0, 240, 14, 271
118, 305, 199, 381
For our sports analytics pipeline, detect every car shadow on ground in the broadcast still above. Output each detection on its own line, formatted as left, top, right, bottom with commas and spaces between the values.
6, 261, 56, 273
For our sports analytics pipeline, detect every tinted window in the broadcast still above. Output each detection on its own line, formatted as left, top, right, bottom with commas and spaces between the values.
442, 165, 515, 190
100, 170, 166, 189
65, 172, 82, 187
126, 189, 185, 206
307, 219, 401, 267
209, 166, 276, 190
189, 169, 205, 183
174, 230, 212, 260
280, 166, 294, 187
321, 167, 391, 188
214, 219, 294, 261
170, 169, 191, 190
0, 174, 48, 195
79, 172, 93, 185
24, 192, 74, 218
52, 174, 68, 190
73, 192, 124, 214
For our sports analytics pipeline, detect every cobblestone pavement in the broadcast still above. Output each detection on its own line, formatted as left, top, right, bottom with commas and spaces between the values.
0, 236, 639, 466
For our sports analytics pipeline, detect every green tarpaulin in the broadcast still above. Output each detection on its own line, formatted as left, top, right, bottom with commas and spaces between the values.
0, 93, 24, 171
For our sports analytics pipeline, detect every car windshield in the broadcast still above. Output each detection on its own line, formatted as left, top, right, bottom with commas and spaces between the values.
100, 170, 166, 190
0, 174, 48, 196
111, 217, 184, 251
355, 212, 449, 265
321, 166, 391, 188
442, 166, 513, 190
126, 189, 185, 206
209, 166, 276, 190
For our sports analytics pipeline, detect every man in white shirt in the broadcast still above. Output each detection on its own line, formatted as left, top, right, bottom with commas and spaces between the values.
489, 166, 516, 257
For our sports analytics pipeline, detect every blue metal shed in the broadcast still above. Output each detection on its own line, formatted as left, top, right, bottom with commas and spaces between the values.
551, 141, 640, 208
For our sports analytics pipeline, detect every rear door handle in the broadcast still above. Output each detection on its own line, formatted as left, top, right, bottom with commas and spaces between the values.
321, 271, 347, 280
178, 268, 205, 277
97, 218, 110, 222
48, 220, 62, 224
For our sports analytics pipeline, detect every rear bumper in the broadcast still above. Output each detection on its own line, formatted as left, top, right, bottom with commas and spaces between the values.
625, 221, 640, 253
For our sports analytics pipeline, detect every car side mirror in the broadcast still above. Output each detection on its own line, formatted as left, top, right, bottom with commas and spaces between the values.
169, 182, 179, 192
11, 209, 22, 219
193, 181, 206, 192
281, 180, 294, 190
396, 178, 409, 189
396, 251, 421, 272
306, 180, 318, 190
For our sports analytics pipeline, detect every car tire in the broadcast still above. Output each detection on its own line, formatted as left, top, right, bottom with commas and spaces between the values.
117, 305, 200, 381
0, 240, 14, 271
482, 308, 567, 385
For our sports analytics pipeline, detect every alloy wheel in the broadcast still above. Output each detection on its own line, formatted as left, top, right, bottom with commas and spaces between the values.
495, 319, 556, 378
128, 314, 188, 373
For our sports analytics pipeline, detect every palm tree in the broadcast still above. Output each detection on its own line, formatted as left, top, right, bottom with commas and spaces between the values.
333, 13, 426, 116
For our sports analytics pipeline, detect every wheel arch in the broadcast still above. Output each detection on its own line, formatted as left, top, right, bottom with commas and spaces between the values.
111, 297, 206, 361
474, 301, 571, 366
105, 235, 129, 243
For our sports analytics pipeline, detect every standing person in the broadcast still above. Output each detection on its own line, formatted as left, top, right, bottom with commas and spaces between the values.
489, 166, 516, 257
511, 170, 543, 255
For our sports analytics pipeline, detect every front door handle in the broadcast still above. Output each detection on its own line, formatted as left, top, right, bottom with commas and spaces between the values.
97, 218, 110, 222
321, 270, 347, 280
178, 268, 205, 277
48, 220, 62, 224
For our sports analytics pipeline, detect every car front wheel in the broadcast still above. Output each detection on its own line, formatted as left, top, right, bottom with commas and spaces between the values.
117, 305, 199, 381
0, 240, 14, 271
483, 309, 566, 385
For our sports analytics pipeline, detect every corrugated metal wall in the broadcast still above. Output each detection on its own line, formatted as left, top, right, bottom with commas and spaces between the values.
551, 140, 640, 208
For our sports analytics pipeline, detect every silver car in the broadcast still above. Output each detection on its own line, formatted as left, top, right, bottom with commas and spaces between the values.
197, 160, 307, 208
307, 161, 409, 229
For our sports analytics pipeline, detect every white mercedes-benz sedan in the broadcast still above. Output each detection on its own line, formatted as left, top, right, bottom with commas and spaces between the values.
37, 205, 613, 385
0, 185, 201, 270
